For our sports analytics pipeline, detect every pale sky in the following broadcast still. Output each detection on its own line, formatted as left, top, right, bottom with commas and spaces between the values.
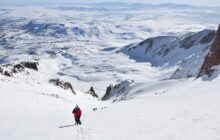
0, 0, 219, 6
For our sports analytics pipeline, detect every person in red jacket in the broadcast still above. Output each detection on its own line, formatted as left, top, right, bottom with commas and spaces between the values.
72, 105, 82, 125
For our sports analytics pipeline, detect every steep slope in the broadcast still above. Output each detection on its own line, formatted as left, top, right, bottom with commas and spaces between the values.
119, 29, 216, 79
198, 25, 220, 79
1, 4, 220, 140
1, 68, 220, 140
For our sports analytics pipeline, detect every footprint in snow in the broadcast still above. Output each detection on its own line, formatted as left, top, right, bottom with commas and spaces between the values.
74, 126, 88, 140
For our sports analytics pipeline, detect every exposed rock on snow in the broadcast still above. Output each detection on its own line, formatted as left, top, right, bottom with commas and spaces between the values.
0, 61, 39, 77
101, 80, 134, 101
0, 66, 12, 77
198, 25, 220, 79
86, 86, 98, 98
20, 61, 39, 71
49, 79, 76, 94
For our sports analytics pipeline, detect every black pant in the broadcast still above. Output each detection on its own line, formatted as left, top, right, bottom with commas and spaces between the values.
75, 116, 81, 125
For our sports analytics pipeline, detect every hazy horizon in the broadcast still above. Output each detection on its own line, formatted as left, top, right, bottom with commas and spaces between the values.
0, 0, 219, 7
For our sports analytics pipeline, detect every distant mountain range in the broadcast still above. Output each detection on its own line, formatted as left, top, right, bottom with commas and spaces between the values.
54, 2, 220, 11
119, 26, 220, 80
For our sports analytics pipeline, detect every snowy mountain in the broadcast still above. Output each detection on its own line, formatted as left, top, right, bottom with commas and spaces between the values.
119, 29, 216, 80
1, 3, 220, 140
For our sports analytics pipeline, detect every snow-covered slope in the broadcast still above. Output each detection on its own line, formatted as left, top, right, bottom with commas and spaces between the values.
1, 3, 220, 140
1, 61, 220, 140
119, 29, 216, 79
0, 58, 105, 140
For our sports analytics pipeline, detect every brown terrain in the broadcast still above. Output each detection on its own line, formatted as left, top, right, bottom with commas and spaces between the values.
198, 24, 220, 77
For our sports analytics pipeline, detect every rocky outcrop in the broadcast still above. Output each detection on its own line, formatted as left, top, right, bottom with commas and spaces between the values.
49, 79, 76, 94
0, 61, 39, 77
0, 66, 12, 77
101, 80, 134, 101
20, 61, 39, 71
101, 85, 114, 101
86, 86, 98, 98
198, 25, 220, 78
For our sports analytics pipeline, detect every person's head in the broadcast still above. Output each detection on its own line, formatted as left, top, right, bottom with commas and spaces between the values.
76, 105, 78, 108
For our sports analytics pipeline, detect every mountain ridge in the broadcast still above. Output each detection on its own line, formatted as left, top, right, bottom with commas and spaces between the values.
119, 28, 217, 80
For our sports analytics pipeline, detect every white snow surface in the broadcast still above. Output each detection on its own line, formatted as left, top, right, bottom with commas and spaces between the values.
0, 3, 220, 140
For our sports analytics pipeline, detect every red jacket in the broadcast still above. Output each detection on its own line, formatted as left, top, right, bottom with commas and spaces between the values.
72, 108, 82, 117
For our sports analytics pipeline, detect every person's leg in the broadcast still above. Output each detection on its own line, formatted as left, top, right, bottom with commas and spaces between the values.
78, 117, 82, 125
75, 117, 79, 124
75, 117, 78, 125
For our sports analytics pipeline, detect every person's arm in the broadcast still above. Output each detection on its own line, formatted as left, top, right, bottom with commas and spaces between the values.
72, 109, 75, 114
